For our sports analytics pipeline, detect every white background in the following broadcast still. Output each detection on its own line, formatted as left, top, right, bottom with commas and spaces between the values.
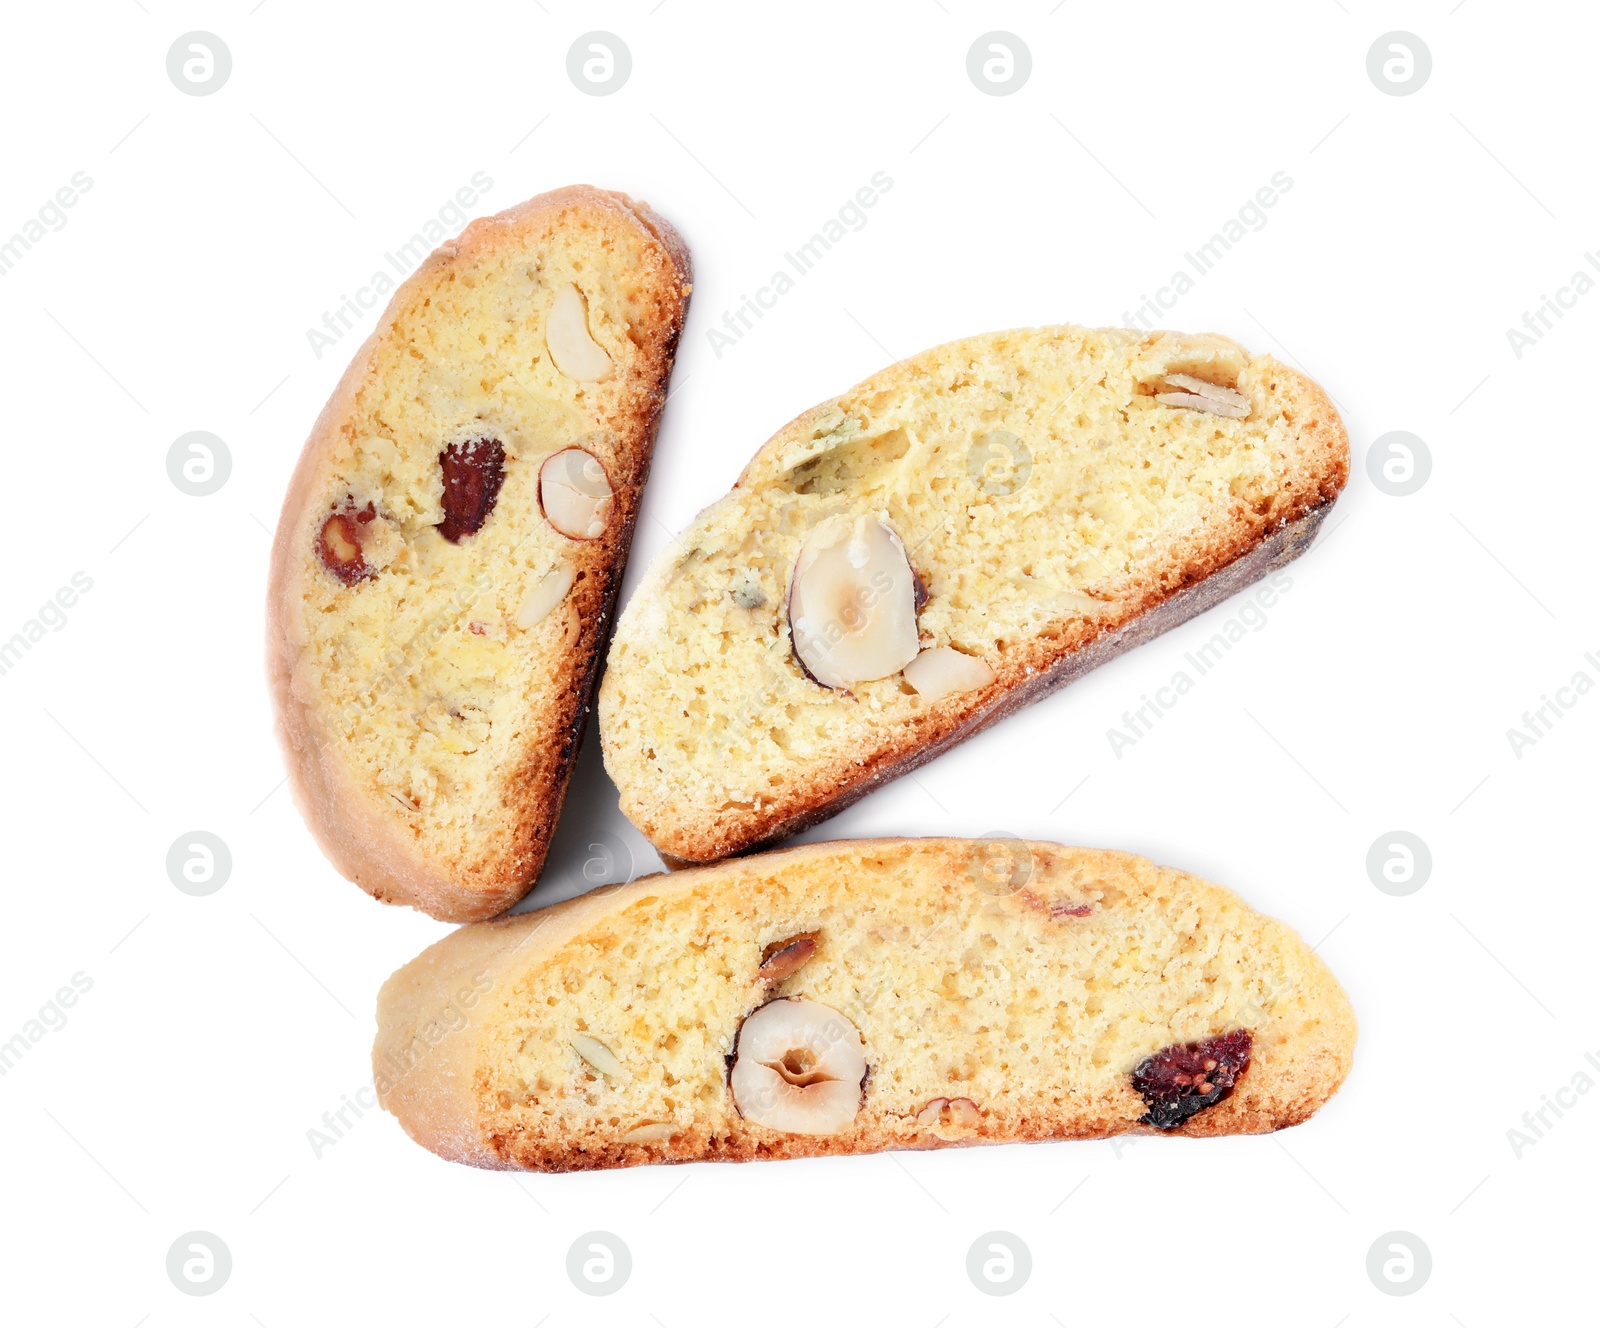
1, 1, 1594, 1322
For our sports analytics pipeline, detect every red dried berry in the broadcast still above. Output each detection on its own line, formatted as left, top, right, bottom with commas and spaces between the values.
1131, 1029, 1252, 1129
318, 500, 377, 585
437, 438, 506, 543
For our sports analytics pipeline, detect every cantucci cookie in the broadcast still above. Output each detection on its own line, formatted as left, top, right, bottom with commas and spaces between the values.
268, 186, 691, 922
373, 839, 1356, 1171
599, 326, 1347, 863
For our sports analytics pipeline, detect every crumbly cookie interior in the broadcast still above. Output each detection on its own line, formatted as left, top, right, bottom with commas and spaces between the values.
292, 222, 661, 874
479, 843, 1339, 1157
601, 327, 1322, 839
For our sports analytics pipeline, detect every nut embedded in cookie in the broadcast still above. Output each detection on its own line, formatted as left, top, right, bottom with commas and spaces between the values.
515, 560, 577, 629
756, 932, 818, 987
318, 502, 375, 584
1154, 373, 1251, 419
317, 498, 400, 585
914, 1096, 982, 1133
539, 448, 614, 540
437, 438, 507, 543
787, 514, 920, 689
572, 1032, 629, 1080
729, 997, 867, 1135
903, 645, 995, 702
546, 282, 613, 381
620, 1121, 676, 1143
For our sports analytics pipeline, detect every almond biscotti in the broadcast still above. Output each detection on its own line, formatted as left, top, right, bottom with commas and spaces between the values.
599, 326, 1347, 863
268, 186, 691, 922
373, 839, 1356, 1171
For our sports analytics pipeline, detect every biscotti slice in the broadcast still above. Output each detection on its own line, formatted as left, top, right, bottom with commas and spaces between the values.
599, 326, 1346, 863
268, 186, 691, 922
374, 838, 1356, 1172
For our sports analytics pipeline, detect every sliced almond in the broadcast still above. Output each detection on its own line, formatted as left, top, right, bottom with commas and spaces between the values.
903, 646, 995, 702
540, 448, 614, 540
515, 560, 577, 628
1044, 588, 1112, 616
788, 515, 919, 689
620, 1121, 676, 1144
571, 1033, 628, 1080
914, 1096, 981, 1130
730, 997, 867, 1135
946, 1096, 981, 1128
1155, 373, 1251, 419
545, 282, 613, 381
757, 932, 818, 986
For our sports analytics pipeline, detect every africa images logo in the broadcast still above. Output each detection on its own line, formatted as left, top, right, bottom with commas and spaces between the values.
704, 172, 895, 360
305, 174, 495, 359
0, 172, 94, 278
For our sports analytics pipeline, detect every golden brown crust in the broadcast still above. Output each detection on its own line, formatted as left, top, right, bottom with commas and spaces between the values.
267, 185, 691, 922
602, 328, 1349, 863
374, 839, 1358, 1172
694, 501, 1335, 862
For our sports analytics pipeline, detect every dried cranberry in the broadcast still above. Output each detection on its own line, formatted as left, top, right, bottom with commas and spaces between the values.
437, 438, 506, 542
318, 499, 376, 585
1131, 1029, 1252, 1129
